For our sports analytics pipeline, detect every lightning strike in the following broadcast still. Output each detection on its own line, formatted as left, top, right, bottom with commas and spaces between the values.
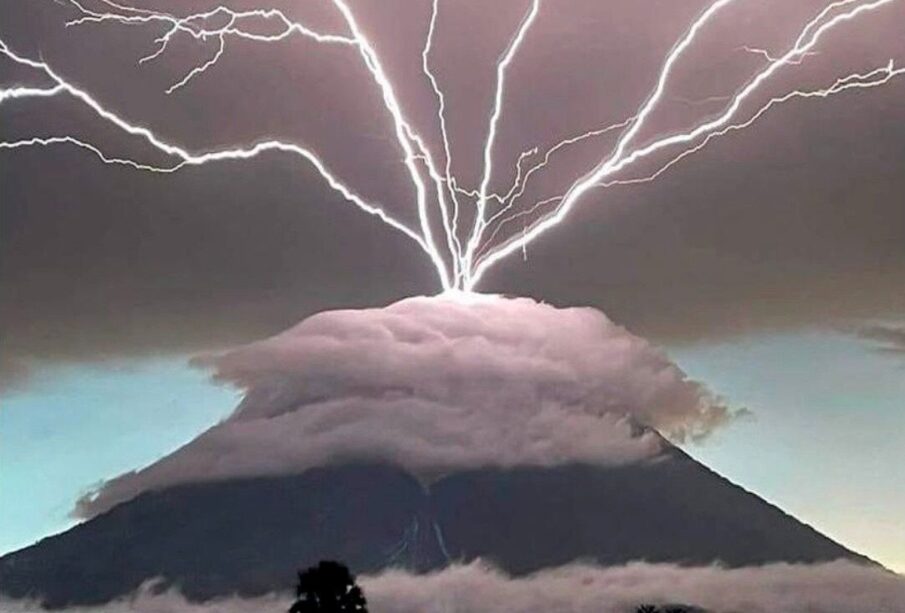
0, 36, 436, 268
467, 0, 903, 289
593, 60, 905, 191
738, 45, 819, 65
0, 84, 66, 102
421, 0, 465, 264
1, 0, 902, 294
463, 0, 540, 287
484, 117, 636, 230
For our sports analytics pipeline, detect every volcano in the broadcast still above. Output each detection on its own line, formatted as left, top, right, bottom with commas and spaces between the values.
0, 448, 870, 608
0, 297, 875, 608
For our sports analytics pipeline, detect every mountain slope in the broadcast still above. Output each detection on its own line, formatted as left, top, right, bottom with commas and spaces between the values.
432, 451, 863, 571
0, 450, 870, 608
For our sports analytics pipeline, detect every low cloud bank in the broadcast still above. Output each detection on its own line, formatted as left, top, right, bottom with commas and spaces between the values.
78, 295, 738, 517
5, 560, 904, 613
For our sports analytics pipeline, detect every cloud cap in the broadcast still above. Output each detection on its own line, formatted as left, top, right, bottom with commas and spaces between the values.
78, 295, 737, 517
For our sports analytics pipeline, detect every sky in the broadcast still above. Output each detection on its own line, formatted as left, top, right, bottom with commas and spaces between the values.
673, 331, 905, 573
0, 359, 238, 555
1, 0, 904, 579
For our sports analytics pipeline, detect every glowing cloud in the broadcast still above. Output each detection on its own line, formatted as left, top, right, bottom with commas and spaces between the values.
75, 295, 736, 517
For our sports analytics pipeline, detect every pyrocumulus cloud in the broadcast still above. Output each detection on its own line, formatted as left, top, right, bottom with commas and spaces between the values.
78, 295, 738, 517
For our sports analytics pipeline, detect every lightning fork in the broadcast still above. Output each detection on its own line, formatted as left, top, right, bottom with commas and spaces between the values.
462, 0, 541, 288
468, 0, 902, 289
0, 38, 443, 281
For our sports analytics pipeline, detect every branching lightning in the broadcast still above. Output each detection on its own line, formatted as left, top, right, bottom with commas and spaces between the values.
462, 0, 540, 284
467, 0, 903, 289
1, 0, 902, 293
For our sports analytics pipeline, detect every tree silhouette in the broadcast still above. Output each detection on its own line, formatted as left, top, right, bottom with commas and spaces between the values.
289, 561, 368, 613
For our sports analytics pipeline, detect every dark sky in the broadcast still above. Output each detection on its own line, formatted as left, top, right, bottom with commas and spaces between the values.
2, 0, 904, 385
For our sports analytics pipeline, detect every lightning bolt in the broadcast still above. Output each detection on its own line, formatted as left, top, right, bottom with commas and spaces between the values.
483, 116, 636, 230
65, 0, 357, 92
463, 0, 541, 287
2, 0, 902, 294
738, 45, 819, 65
421, 0, 465, 266
467, 0, 904, 289
0, 35, 436, 269
2, 0, 460, 288
595, 61, 905, 191
479, 60, 904, 252
0, 84, 66, 102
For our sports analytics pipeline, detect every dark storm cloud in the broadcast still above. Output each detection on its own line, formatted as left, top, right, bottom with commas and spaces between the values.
2, 0, 904, 379
0, 356, 30, 393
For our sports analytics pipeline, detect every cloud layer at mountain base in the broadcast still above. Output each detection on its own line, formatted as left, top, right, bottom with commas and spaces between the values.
77, 295, 737, 517
5, 560, 904, 613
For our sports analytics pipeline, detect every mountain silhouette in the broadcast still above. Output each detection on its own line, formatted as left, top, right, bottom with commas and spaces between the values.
0, 446, 870, 608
